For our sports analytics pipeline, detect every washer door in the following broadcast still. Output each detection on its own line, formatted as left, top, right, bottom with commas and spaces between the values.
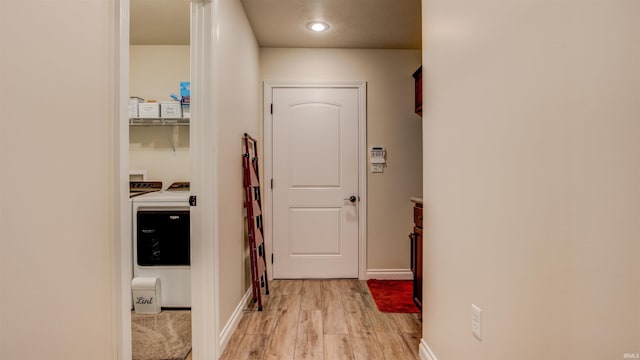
136, 210, 190, 266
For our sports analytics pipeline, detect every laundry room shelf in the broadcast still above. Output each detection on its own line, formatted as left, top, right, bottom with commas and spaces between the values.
129, 118, 190, 126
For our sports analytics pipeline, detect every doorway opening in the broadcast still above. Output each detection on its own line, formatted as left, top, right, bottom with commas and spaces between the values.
129, 0, 192, 357
115, 0, 224, 360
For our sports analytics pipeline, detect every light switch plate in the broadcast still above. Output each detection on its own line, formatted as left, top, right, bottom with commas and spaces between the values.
471, 304, 482, 340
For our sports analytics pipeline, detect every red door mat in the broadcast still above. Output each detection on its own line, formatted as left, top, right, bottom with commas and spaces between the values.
366, 279, 420, 313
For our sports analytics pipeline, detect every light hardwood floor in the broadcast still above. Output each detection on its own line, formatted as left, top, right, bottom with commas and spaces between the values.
219, 279, 422, 360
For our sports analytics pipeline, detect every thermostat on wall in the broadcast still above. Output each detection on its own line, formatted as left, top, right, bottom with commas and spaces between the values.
370, 146, 386, 164
370, 146, 386, 173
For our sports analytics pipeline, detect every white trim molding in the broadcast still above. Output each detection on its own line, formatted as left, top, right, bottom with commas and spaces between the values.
219, 288, 252, 352
420, 339, 438, 360
189, 1, 220, 359
115, 0, 132, 359
366, 269, 413, 280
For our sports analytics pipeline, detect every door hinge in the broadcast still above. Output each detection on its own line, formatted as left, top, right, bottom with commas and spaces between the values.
270, 178, 273, 189
271, 253, 274, 264
189, 195, 197, 206
270, 103, 273, 114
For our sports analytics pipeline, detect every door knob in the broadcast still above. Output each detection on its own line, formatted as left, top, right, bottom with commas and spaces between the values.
344, 195, 357, 203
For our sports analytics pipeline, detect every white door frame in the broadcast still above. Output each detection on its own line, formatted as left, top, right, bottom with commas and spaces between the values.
115, 1, 219, 359
188, 1, 219, 359
263, 81, 368, 280
114, 1, 132, 358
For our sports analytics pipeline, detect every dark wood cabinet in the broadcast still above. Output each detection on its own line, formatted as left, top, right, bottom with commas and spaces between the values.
410, 201, 423, 309
412, 66, 423, 116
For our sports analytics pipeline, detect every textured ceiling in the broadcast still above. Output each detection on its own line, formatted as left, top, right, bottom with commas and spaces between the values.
240, 0, 421, 49
130, 0, 421, 49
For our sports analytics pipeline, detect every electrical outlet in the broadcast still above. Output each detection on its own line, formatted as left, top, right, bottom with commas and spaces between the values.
471, 304, 482, 340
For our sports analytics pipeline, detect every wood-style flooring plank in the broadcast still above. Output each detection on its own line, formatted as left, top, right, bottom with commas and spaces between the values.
376, 330, 417, 360
349, 280, 371, 297
262, 294, 302, 360
245, 294, 282, 334
228, 334, 267, 360
294, 310, 324, 360
392, 313, 422, 334
342, 287, 375, 338
321, 280, 349, 335
219, 312, 253, 359
277, 279, 303, 295
337, 279, 363, 294
401, 331, 422, 360
350, 334, 384, 360
359, 288, 398, 333
344, 279, 396, 333
324, 334, 355, 360
300, 280, 323, 311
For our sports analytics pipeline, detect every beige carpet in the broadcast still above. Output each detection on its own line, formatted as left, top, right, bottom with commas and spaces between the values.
132, 310, 191, 360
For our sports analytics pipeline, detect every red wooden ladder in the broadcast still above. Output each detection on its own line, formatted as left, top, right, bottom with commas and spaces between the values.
242, 133, 269, 311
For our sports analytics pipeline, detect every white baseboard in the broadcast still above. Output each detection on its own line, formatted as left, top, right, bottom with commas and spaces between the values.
419, 339, 438, 360
219, 287, 252, 352
366, 268, 413, 280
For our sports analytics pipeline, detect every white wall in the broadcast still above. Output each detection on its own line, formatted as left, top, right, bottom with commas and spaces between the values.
130, 45, 190, 102
421, 0, 640, 359
130, 45, 190, 187
0, 1, 116, 359
129, 125, 189, 186
261, 48, 423, 274
211, 0, 261, 331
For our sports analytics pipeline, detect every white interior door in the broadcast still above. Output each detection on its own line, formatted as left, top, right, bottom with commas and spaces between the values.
272, 86, 360, 278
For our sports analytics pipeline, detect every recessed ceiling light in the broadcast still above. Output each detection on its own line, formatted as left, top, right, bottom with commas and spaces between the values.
306, 21, 330, 32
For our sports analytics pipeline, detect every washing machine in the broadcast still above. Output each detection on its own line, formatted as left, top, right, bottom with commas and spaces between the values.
131, 185, 190, 308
